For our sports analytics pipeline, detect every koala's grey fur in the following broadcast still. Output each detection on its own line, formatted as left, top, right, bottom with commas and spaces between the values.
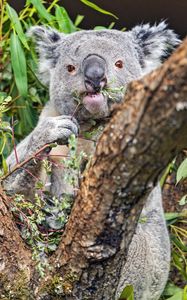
4, 22, 180, 300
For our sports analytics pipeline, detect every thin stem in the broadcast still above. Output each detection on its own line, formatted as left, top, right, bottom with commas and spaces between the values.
27, 64, 47, 90
47, 0, 59, 12
71, 103, 81, 120
21, 166, 40, 182
11, 116, 19, 164
0, 0, 5, 42
19, 4, 30, 20
1, 143, 53, 181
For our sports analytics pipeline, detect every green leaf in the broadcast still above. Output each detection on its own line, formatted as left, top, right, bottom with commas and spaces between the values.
179, 194, 187, 206
6, 3, 29, 49
166, 291, 183, 300
165, 212, 181, 221
160, 159, 176, 187
172, 252, 184, 274
183, 286, 187, 300
80, 0, 118, 19
74, 14, 84, 27
176, 158, 187, 184
29, 0, 53, 23
16, 98, 37, 135
55, 6, 77, 33
2, 155, 8, 175
165, 211, 185, 225
119, 285, 134, 300
0, 96, 12, 114
10, 32, 28, 97
0, 92, 8, 104
47, 244, 57, 251
171, 235, 187, 252
108, 22, 115, 29
94, 26, 107, 30
47, 0, 59, 12
163, 283, 183, 297
35, 181, 44, 190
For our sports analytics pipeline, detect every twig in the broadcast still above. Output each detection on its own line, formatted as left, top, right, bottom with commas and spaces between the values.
71, 103, 81, 119
21, 167, 40, 182
11, 116, 19, 164
1, 144, 53, 182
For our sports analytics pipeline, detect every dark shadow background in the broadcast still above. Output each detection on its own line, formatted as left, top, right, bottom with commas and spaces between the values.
9, 0, 187, 38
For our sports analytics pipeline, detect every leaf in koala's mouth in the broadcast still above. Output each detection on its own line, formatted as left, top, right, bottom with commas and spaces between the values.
82, 92, 106, 114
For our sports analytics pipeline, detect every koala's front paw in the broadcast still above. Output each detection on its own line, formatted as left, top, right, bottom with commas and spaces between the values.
31, 116, 79, 150
47, 116, 79, 145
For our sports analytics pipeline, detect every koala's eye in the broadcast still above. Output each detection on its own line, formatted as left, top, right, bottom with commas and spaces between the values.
67, 65, 76, 73
115, 60, 123, 69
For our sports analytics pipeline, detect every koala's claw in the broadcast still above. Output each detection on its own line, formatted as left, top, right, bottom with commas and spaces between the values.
55, 128, 76, 145
34, 115, 79, 147
55, 116, 79, 136
55, 115, 79, 128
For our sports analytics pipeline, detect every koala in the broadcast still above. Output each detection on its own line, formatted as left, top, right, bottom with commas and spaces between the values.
3, 22, 180, 300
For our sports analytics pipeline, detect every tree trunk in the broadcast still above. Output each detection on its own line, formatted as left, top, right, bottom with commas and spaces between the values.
1, 38, 187, 299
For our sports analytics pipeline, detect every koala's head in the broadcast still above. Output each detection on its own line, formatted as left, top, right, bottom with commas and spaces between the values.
28, 22, 179, 122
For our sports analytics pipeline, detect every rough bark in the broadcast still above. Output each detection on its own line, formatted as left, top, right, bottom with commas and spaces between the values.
1, 39, 187, 299
0, 187, 33, 299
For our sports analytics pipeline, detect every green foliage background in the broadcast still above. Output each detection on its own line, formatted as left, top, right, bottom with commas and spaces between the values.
0, 0, 117, 163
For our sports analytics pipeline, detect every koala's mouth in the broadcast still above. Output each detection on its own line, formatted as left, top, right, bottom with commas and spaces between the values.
82, 92, 107, 115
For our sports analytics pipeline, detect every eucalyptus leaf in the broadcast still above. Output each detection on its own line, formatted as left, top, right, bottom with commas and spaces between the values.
171, 235, 187, 252
46, 216, 65, 230
2, 155, 8, 175
163, 283, 183, 297
119, 285, 134, 300
10, 32, 28, 97
16, 99, 37, 134
74, 14, 84, 27
80, 0, 118, 19
29, 0, 53, 23
6, 3, 29, 49
183, 285, 187, 300
179, 194, 187, 206
166, 291, 183, 300
173, 251, 184, 269
0, 92, 8, 104
108, 22, 115, 29
165, 212, 181, 223
55, 5, 77, 33
47, 244, 57, 251
94, 26, 107, 30
176, 158, 187, 184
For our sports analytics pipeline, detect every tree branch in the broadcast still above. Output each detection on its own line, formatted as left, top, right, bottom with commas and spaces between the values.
1, 144, 53, 181
46, 39, 187, 299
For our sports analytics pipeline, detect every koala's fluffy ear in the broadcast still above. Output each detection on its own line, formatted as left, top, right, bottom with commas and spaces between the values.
27, 26, 63, 85
130, 21, 180, 75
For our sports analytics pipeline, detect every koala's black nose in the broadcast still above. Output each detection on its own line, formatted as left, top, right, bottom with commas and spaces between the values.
83, 55, 107, 92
